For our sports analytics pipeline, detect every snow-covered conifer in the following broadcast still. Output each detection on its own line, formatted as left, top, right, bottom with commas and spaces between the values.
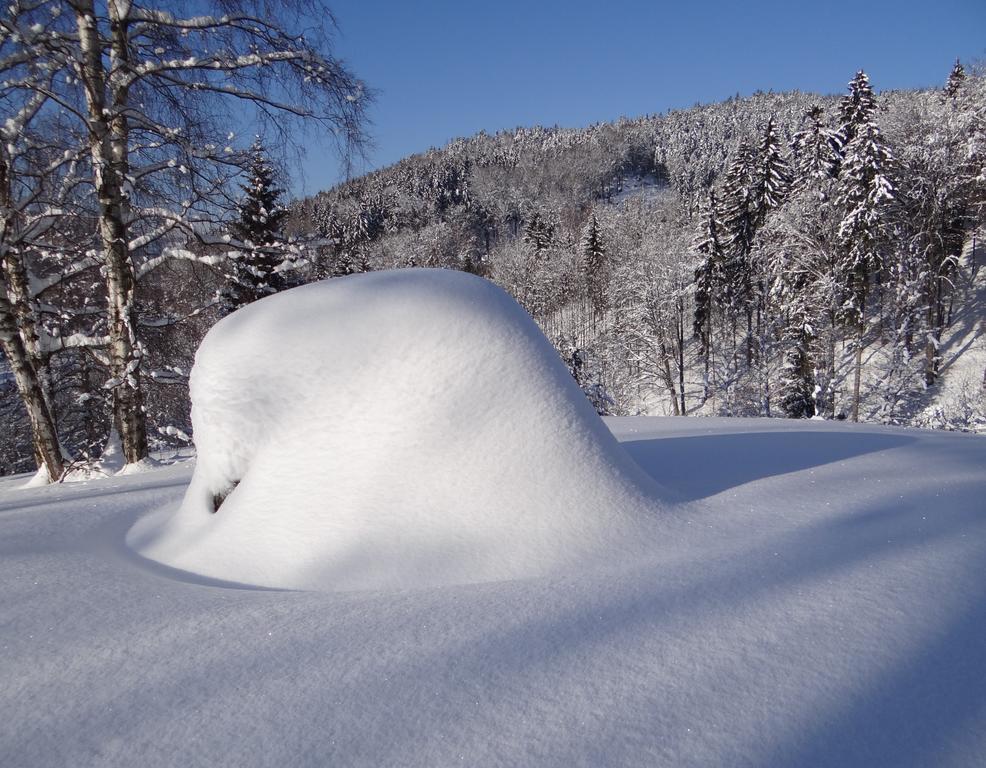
792, 106, 841, 193
837, 70, 880, 150
945, 59, 966, 99
835, 70, 895, 420
719, 142, 757, 311
224, 141, 289, 311
692, 191, 725, 347
835, 73, 894, 315
523, 211, 554, 255
752, 117, 792, 224
231, 140, 288, 250
580, 214, 608, 315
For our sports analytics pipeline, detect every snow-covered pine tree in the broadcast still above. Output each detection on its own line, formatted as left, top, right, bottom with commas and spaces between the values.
770, 151, 843, 420
759, 188, 844, 420
792, 106, 841, 195
224, 140, 289, 311
744, 117, 794, 411
232, 140, 289, 247
523, 211, 554, 255
752, 117, 792, 227
945, 59, 965, 100
763, 228, 817, 419
835, 70, 895, 421
719, 139, 769, 369
520, 210, 557, 319
777, 301, 817, 418
837, 70, 880, 150
780, 106, 847, 418
719, 141, 757, 316
580, 214, 608, 318
692, 189, 726, 401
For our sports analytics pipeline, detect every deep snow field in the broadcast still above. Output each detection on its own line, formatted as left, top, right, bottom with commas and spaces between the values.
2, 417, 985, 767
3, 271, 986, 767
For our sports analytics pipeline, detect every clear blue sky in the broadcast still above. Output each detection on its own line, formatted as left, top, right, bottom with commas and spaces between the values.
292, 0, 986, 196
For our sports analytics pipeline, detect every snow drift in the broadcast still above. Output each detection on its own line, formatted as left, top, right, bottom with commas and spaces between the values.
129, 269, 666, 590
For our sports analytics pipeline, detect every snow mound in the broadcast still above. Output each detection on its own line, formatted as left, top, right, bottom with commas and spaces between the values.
129, 269, 666, 590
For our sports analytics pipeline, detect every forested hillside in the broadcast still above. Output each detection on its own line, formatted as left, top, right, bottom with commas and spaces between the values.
290, 66, 986, 428
2, 57, 984, 475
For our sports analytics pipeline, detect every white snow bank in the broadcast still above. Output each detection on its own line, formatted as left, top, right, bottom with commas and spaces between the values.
129, 269, 666, 590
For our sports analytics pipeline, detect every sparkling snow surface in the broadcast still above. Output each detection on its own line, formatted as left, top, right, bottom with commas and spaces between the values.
1, 417, 985, 766
129, 270, 666, 590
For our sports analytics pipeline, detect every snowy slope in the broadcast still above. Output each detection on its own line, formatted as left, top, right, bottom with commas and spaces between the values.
2, 417, 985, 767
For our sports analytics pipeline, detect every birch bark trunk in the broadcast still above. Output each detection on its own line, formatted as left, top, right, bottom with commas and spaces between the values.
75, 0, 147, 464
1, 146, 63, 479
0, 302, 63, 479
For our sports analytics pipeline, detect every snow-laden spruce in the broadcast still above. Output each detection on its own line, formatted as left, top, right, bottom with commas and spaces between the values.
129, 269, 668, 590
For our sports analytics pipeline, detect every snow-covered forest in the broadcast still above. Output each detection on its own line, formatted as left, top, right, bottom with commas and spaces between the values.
1, 0, 984, 479
294, 64, 986, 432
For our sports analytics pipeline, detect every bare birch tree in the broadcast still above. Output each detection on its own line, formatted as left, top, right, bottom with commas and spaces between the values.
3, 0, 369, 467
0, 4, 92, 479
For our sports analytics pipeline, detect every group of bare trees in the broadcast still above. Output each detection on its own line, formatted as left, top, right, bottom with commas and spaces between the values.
1, 0, 367, 480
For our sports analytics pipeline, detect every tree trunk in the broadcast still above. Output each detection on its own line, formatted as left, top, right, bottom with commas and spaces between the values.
924, 267, 939, 387
852, 330, 863, 422
701, 305, 712, 404
746, 306, 754, 367
660, 342, 680, 416
677, 303, 686, 416
1, 138, 62, 478
827, 312, 838, 418
0, 307, 64, 480
76, 1, 148, 465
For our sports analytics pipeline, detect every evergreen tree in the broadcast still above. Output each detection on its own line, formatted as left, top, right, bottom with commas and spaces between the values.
792, 106, 841, 193
835, 70, 895, 420
692, 190, 725, 349
771, 170, 844, 419
225, 140, 289, 311
836, 74, 894, 321
752, 117, 792, 225
945, 59, 965, 99
746, 117, 793, 403
580, 214, 608, 315
522, 211, 554, 255
837, 70, 880, 150
520, 210, 557, 319
692, 190, 726, 401
719, 141, 757, 312
769, 245, 817, 419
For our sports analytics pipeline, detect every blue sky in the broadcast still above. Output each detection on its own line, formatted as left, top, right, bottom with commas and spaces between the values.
291, 0, 986, 196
